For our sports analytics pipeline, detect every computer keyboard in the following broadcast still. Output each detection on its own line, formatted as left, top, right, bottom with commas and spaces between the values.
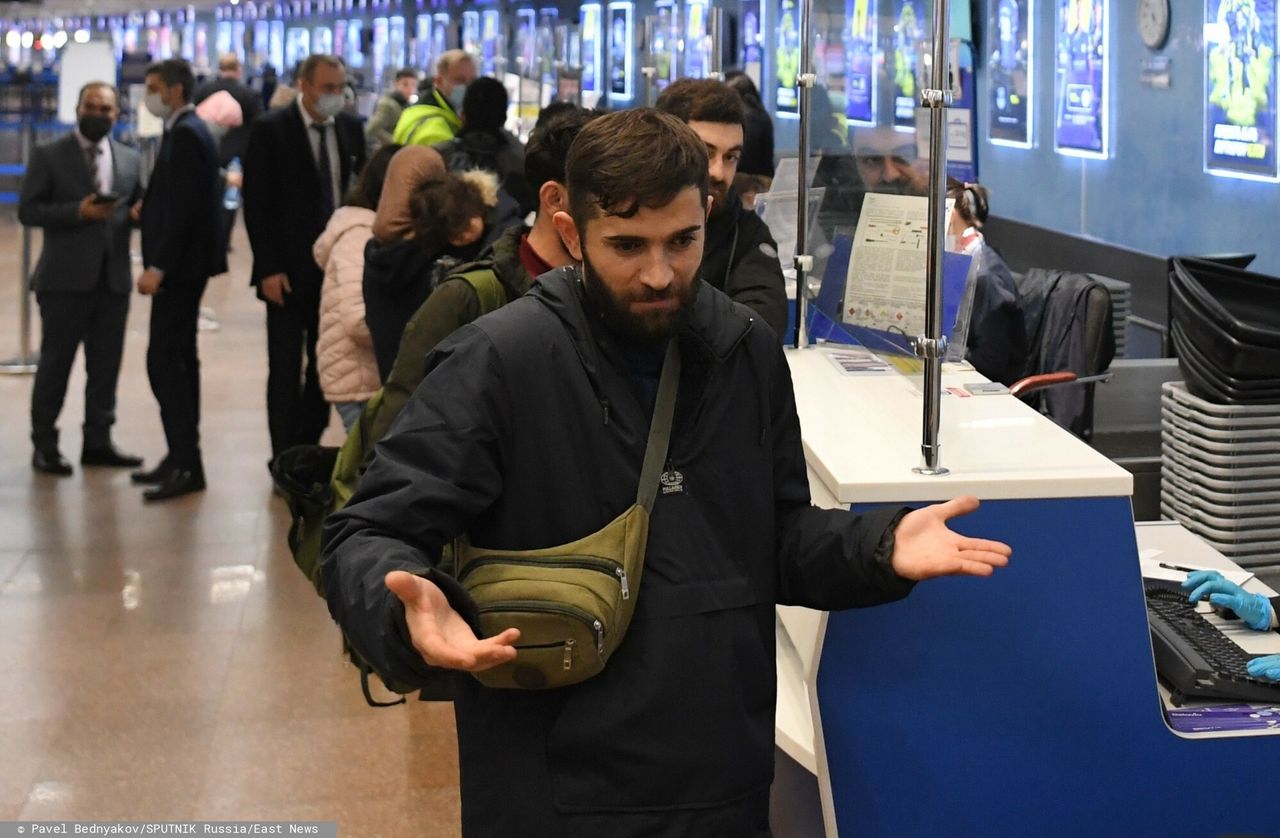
1144, 584, 1280, 707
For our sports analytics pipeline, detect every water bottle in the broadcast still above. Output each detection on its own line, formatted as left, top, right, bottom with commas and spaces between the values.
223, 157, 242, 211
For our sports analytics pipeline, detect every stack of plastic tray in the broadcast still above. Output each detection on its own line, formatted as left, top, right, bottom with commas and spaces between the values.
1091, 274, 1130, 358
1168, 257, 1280, 405
1160, 381, 1280, 565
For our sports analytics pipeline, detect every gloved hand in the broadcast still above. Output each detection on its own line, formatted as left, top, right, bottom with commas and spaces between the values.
1247, 655, 1280, 682
1182, 570, 1276, 632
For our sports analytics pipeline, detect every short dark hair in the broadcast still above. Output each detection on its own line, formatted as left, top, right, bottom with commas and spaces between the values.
654, 78, 745, 127
460, 77, 509, 135
534, 100, 580, 131
145, 59, 195, 104
566, 108, 708, 229
524, 106, 600, 192
345, 143, 401, 210
300, 54, 344, 83
410, 172, 491, 252
77, 81, 119, 107
395, 68, 418, 81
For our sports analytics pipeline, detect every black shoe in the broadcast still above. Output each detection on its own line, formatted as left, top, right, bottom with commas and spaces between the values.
32, 448, 73, 476
130, 460, 174, 485
81, 444, 145, 468
143, 469, 206, 503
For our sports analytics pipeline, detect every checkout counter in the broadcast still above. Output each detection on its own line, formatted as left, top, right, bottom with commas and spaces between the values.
777, 345, 1279, 837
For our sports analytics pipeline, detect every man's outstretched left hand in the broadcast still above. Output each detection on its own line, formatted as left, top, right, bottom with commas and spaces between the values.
890, 496, 1012, 581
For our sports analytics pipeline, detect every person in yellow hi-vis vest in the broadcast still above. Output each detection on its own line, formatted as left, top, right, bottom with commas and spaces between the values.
392, 50, 477, 148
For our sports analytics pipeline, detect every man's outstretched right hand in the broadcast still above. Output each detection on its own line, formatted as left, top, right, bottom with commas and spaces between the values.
385, 570, 520, 672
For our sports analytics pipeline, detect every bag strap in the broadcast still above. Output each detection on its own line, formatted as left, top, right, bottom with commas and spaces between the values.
453, 267, 508, 315
635, 340, 681, 513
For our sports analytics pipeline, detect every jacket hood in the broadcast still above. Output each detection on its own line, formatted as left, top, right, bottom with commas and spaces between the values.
314, 206, 376, 266
528, 266, 754, 399
457, 168, 501, 209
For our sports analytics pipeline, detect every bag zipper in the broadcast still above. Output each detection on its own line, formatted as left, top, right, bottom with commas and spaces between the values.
459, 554, 622, 582
478, 600, 606, 653
502, 638, 578, 671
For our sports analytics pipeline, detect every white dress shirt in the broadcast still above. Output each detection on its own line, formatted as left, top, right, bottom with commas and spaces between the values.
297, 96, 341, 206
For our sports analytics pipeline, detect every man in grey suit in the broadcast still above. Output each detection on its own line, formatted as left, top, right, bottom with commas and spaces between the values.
18, 82, 144, 475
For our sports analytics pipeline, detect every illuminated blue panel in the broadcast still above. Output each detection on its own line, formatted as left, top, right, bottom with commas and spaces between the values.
607, 1, 633, 100
581, 4, 603, 94
776, 0, 799, 117
844, 0, 877, 126
1053, 0, 1109, 159
1204, 0, 1279, 181
987, 0, 1034, 148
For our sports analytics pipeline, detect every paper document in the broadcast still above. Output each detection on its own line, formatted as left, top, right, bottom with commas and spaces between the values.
1139, 557, 1254, 587
840, 193, 956, 339
821, 346, 892, 376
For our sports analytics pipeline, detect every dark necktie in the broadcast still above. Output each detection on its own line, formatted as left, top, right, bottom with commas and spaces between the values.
85, 143, 102, 193
313, 123, 335, 217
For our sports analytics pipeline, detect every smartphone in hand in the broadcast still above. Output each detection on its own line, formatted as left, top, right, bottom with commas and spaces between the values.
92, 192, 120, 205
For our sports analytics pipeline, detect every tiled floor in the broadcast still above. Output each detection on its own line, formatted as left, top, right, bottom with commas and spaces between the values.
0, 211, 462, 835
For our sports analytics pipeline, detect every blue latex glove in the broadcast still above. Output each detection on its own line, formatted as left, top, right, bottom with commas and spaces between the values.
1182, 570, 1276, 632
1247, 655, 1280, 682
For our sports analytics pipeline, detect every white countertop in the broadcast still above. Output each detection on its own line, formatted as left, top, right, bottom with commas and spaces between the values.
786, 345, 1133, 504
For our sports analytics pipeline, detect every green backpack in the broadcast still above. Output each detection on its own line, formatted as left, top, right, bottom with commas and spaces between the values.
272, 266, 507, 704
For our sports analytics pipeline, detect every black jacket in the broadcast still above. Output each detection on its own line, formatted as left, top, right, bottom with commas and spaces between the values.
361, 235, 486, 380
963, 243, 1027, 387
363, 223, 536, 449
242, 101, 366, 299
434, 129, 536, 220
1016, 268, 1116, 439
193, 75, 263, 166
140, 109, 226, 281
701, 189, 789, 337
322, 269, 912, 835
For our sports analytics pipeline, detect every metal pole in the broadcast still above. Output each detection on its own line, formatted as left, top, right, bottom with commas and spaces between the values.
912, 0, 951, 476
791, 0, 815, 349
708, 7, 724, 80
1, 85, 39, 376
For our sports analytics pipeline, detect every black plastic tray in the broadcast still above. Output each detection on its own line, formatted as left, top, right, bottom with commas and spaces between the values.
1172, 324, 1280, 405
1170, 279, 1280, 378
1170, 257, 1280, 348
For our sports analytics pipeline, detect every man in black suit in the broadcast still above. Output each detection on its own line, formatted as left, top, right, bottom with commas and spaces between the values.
18, 82, 145, 475
134, 59, 227, 502
242, 53, 366, 465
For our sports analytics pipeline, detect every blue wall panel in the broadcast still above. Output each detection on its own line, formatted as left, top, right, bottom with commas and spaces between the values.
977, 0, 1280, 275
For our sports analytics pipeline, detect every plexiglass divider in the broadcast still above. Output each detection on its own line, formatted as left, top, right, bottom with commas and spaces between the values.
781, 0, 956, 473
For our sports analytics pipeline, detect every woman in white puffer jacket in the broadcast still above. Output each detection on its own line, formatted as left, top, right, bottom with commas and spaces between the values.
313, 144, 400, 431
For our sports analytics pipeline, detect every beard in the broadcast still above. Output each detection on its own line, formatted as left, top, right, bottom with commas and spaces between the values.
580, 248, 699, 348
708, 179, 732, 217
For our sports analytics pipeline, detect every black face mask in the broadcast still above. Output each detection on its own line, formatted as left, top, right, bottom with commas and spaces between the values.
78, 114, 113, 143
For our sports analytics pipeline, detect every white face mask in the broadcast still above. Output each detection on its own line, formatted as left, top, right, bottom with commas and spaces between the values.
144, 91, 173, 120
314, 93, 345, 119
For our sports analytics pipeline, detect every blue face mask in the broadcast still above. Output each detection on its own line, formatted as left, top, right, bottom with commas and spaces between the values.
448, 84, 467, 112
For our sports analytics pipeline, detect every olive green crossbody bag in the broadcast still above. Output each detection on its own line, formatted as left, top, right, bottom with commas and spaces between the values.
454, 339, 681, 690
